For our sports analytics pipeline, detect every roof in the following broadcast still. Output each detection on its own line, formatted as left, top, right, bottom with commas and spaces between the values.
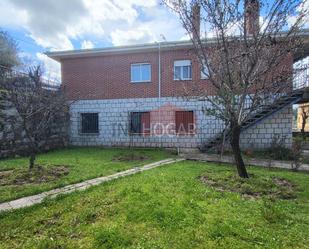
46, 29, 309, 62
45, 40, 197, 62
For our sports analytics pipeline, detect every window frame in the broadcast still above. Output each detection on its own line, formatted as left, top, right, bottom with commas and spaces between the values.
174, 60, 192, 81
79, 112, 99, 135
130, 63, 151, 83
175, 110, 195, 135
129, 111, 151, 135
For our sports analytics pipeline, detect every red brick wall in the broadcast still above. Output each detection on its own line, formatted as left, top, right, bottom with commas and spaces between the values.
61, 48, 210, 100
61, 47, 293, 100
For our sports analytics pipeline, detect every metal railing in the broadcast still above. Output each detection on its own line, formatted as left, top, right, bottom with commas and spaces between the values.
293, 65, 309, 90
0, 65, 60, 90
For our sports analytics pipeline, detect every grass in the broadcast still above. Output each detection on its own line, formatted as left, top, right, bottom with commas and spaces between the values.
242, 149, 309, 165
1, 161, 309, 248
200, 171, 296, 199
0, 147, 173, 203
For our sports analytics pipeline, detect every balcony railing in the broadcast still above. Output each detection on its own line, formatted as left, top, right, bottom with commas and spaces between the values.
293, 65, 309, 90
0, 65, 60, 91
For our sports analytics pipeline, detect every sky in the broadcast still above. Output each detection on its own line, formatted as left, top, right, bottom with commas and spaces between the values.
0, 0, 187, 82
0, 0, 307, 83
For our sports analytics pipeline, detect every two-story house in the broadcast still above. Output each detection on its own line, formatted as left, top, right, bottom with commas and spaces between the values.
46, 4, 309, 151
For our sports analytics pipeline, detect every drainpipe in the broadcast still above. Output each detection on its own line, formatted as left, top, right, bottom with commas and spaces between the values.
158, 41, 162, 147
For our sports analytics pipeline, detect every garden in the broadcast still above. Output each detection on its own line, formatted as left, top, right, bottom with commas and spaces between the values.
0, 148, 309, 248
0, 147, 172, 203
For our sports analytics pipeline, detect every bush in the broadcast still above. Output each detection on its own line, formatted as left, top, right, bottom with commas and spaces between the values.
291, 138, 303, 171
269, 135, 293, 161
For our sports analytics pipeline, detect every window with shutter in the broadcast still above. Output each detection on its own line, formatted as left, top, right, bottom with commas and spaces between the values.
174, 60, 192, 80
175, 111, 194, 135
130, 112, 150, 135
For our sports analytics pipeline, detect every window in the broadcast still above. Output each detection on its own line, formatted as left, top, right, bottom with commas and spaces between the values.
131, 63, 151, 82
80, 113, 99, 134
201, 59, 209, 79
174, 60, 192, 80
175, 111, 194, 134
130, 112, 150, 135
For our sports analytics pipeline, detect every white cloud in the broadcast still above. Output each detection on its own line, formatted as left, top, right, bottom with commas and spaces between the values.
110, 5, 186, 45
285, 0, 309, 29
111, 28, 155, 46
36, 52, 61, 82
81, 40, 94, 49
0, 1, 28, 28
0, 0, 185, 50
0, 0, 186, 79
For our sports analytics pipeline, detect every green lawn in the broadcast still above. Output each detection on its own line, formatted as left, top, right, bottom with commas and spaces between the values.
0, 147, 173, 203
1, 161, 309, 248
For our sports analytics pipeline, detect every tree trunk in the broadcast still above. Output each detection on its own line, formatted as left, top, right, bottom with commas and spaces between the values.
29, 153, 36, 170
230, 123, 249, 178
301, 115, 306, 139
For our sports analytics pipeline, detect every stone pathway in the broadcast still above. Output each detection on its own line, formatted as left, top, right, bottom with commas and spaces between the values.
0, 158, 184, 213
183, 153, 309, 171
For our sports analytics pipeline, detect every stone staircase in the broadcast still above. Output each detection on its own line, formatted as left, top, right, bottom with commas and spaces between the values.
200, 89, 305, 152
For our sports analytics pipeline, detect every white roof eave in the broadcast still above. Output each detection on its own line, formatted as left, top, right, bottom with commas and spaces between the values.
45, 29, 309, 62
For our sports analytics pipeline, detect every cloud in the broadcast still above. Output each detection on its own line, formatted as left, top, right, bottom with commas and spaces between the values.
81, 40, 94, 49
36, 52, 61, 82
0, 0, 185, 50
111, 28, 155, 46
110, 5, 186, 45
287, 2, 309, 30
6, 0, 87, 51
0, 0, 186, 80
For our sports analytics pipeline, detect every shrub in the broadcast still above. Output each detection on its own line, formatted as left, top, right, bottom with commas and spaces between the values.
291, 138, 303, 171
269, 135, 293, 161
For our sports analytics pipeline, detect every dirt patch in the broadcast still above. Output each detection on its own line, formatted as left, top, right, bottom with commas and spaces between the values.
112, 153, 151, 162
0, 169, 14, 179
200, 174, 296, 199
0, 165, 70, 186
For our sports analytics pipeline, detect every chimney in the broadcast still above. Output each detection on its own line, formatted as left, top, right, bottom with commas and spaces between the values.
191, 3, 200, 40
245, 0, 259, 35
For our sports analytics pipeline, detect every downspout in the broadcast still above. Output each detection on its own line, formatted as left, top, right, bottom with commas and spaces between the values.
158, 41, 162, 147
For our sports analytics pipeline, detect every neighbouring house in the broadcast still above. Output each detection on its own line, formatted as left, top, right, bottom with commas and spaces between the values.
46, 5, 309, 151
297, 103, 309, 132
296, 64, 309, 132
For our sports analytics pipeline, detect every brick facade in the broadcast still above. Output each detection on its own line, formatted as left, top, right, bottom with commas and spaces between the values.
61, 47, 213, 100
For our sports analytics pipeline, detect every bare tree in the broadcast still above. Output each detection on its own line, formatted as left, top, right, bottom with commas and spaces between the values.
300, 105, 309, 136
2, 66, 69, 169
164, 0, 308, 178
0, 30, 19, 129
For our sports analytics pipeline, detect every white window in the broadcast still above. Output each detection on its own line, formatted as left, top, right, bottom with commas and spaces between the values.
174, 60, 192, 80
131, 63, 151, 82
201, 59, 209, 79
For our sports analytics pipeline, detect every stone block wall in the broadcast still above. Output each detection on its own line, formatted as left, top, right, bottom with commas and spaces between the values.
70, 97, 293, 150
240, 106, 293, 149
0, 99, 68, 159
